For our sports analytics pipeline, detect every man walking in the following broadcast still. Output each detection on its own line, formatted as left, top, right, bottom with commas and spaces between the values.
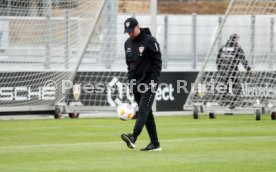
121, 18, 162, 151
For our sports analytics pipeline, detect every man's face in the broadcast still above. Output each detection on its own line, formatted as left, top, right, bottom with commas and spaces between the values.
128, 26, 140, 40
236, 37, 240, 43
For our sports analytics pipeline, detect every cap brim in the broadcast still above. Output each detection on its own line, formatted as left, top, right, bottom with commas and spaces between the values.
124, 27, 134, 33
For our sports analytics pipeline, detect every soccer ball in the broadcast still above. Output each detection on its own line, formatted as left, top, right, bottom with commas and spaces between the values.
117, 103, 135, 121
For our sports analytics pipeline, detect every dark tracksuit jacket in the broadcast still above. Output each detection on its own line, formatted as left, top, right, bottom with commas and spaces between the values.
216, 41, 251, 76
124, 28, 162, 145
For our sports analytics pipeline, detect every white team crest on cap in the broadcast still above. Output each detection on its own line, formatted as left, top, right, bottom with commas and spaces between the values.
125, 22, 130, 28
139, 46, 144, 56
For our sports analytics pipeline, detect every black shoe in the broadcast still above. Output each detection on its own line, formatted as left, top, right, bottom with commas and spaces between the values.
121, 133, 136, 149
140, 143, 162, 151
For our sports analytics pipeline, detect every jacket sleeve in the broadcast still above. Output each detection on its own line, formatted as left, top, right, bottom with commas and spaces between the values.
148, 37, 162, 84
216, 47, 223, 71
125, 41, 134, 81
239, 47, 251, 71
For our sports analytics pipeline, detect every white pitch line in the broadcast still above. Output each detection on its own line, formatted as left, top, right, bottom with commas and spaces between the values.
0, 136, 276, 150
0, 125, 126, 131
0, 121, 256, 131
0, 141, 122, 149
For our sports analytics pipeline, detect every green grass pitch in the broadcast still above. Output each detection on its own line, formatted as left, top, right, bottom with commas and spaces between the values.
0, 115, 276, 172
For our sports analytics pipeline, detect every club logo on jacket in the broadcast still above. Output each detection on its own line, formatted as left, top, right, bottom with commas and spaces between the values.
127, 47, 131, 53
139, 46, 144, 56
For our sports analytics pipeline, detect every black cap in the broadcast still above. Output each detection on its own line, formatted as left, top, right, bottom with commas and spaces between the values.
124, 18, 138, 33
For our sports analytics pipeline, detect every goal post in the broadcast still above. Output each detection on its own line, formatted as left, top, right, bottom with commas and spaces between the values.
0, 0, 106, 112
184, 0, 276, 115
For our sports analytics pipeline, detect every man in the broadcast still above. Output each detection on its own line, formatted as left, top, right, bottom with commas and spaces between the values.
216, 34, 251, 109
121, 18, 162, 151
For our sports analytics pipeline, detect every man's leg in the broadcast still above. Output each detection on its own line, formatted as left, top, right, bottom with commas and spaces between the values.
227, 75, 241, 109
218, 75, 229, 106
145, 110, 159, 146
121, 91, 141, 149
231, 77, 242, 107
132, 89, 155, 141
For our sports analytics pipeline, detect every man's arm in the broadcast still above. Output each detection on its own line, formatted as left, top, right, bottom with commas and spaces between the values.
148, 37, 162, 84
239, 47, 251, 71
124, 41, 134, 81
216, 47, 223, 71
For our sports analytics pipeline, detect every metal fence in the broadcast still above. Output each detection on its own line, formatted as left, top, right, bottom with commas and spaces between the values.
1, 0, 275, 72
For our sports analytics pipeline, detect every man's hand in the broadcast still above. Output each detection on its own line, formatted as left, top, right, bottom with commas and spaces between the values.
131, 111, 138, 120
129, 79, 137, 93
247, 70, 254, 77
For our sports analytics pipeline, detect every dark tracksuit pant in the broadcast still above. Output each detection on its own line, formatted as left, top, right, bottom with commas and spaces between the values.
132, 88, 159, 146
219, 72, 242, 107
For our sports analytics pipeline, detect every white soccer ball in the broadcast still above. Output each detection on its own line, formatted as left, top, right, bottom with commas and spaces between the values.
117, 103, 135, 121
